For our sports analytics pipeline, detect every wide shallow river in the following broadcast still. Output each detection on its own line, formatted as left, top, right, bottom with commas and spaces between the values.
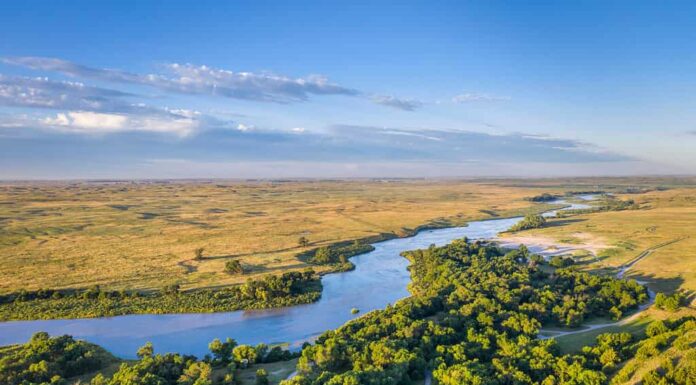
0, 196, 595, 358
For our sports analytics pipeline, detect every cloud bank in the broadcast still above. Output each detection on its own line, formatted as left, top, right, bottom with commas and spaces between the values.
3, 56, 420, 110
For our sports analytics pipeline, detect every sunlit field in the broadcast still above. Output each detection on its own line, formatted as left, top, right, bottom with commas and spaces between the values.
500, 187, 696, 293
0, 180, 556, 294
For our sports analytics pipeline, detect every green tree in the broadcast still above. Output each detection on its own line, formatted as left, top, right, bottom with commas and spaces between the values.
208, 338, 237, 365
225, 260, 244, 275
255, 368, 269, 385
298, 236, 309, 247
194, 247, 205, 261
136, 342, 154, 359
178, 362, 212, 385
233, 345, 258, 366
312, 247, 332, 264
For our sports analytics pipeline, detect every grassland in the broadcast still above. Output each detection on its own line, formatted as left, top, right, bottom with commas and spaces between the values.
0, 179, 559, 294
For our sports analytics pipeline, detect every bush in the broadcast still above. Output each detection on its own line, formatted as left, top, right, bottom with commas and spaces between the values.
509, 214, 546, 232
654, 292, 684, 311
225, 260, 245, 275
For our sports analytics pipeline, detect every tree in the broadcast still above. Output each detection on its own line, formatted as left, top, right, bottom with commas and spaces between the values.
162, 284, 180, 295
178, 362, 212, 385
233, 345, 258, 366
208, 338, 237, 365
194, 247, 205, 261
298, 236, 309, 247
225, 260, 244, 275
312, 247, 332, 264
654, 292, 684, 311
255, 369, 269, 385
136, 342, 154, 359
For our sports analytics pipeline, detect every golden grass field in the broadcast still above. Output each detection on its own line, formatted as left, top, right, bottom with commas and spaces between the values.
0, 179, 560, 294
500, 187, 696, 293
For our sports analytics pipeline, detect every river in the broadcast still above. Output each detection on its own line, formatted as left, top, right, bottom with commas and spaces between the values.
0, 195, 596, 358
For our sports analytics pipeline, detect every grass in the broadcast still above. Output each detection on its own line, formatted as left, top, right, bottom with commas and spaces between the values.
500, 187, 696, 293
0, 180, 560, 294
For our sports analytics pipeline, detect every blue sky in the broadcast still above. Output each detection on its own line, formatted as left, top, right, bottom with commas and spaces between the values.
1, 0, 695, 179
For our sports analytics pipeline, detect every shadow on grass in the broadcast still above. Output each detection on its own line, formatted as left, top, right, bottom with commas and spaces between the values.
544, 218, 587, 228
624, 272, 685, 294
574, 255, 609, 266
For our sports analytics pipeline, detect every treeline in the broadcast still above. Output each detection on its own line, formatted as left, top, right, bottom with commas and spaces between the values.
525, 193, 560, 202
0, 270, 321, 321
281, 239, 648, 385
558, 197, 638, 216
0, 332, 115, 385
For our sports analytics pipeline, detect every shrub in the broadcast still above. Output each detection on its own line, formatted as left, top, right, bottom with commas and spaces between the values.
225, 260, 244, 275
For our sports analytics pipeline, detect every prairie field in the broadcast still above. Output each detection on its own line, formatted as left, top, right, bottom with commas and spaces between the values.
500, 187, 696, 293
0, 179, 555, 294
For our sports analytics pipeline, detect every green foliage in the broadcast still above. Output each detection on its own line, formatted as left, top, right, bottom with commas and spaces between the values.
306, 241, 373, 267
526, 193, 559, 202
255, 368, 269, 385
233, 345, 258, 367
655, 292, 685, 312
510, 214, 547, 232
136, 342, 153, 359
281, 239, 648, 385
549, 255, 575, 268
611, 317, 696, 385
298, 237, 309, 248
0, 332, 112, 385
208, 338, 237, 365
0, 271, 321, 321
224, 260, 244, 275
194, 248, 205, 261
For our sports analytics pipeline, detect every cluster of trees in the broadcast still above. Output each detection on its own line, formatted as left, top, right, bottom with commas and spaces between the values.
91, 338, 299, 385
654, 292, 686, 312
611, 317, 696, 384
525, 193, 560, 202
280, 239, 648, 385
0, 332, 113, 385
306, 241, 373, 271
0, 271, 321, 321
2, 333, 301, 385
549, 255, 575, 268
559, 198, 638, 217
509, 214, 547, 232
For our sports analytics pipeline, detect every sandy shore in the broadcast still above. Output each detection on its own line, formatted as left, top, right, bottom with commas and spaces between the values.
492, 232, 609, 257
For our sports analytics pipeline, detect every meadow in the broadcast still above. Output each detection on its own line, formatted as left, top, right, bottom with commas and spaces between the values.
0, 179, 557, 294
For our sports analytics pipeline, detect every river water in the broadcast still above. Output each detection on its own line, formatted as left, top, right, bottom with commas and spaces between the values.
0, 195, 595, 358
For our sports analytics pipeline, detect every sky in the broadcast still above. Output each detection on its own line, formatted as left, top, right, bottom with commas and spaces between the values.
1, 0, 696, 180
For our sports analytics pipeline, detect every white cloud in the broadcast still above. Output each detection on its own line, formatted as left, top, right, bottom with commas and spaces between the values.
452, 93, 510, 103
370, 95, 423, 111
0, 75, 132, 111
39, 111, 198, 136
291, 127, 306, 133
3, 57, 421, 111
236, 123, 254, 131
